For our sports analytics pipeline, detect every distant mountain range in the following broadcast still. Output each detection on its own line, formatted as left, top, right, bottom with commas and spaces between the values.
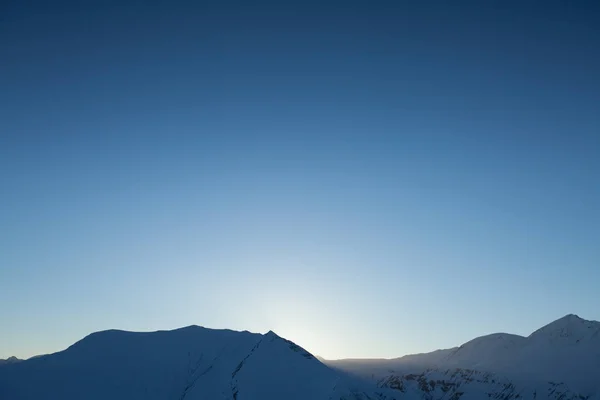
326, 314, 600, 400
1, 314, 598, 399
0, 356, 21, 365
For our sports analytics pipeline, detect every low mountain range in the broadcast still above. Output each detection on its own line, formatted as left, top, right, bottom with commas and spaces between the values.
0, 356, 21, 365
1, 314, 598, 399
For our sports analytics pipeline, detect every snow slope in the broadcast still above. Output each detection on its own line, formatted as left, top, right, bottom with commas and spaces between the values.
226, 331, 388, 400
0, 326, 397, 400
377, 367, 597, 400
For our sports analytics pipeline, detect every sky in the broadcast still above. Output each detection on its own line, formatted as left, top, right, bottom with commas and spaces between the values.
1, 1, 599, 360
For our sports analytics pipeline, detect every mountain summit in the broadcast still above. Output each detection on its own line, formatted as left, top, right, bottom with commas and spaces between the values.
529, 314, 600, 343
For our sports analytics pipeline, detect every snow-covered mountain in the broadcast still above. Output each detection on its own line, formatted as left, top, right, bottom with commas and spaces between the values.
2, 315, 598, 399
0, 325, 398, 400
441, 314, 600, 387
326, 314, 600, 400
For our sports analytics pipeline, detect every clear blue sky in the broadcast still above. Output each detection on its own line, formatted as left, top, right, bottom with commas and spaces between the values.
1, 1, 599, 360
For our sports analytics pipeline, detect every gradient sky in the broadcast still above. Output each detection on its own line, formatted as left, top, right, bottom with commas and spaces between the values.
1, 1, 599, 360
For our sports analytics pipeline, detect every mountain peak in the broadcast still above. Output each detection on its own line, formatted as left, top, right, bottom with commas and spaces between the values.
556, 314, 582, 323
0, 356, 22, 365
532, 314, 584, 332
529, 314, 599, 342
261, 331, 316, 360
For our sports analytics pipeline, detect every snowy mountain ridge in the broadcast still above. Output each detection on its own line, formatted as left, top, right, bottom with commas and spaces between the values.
326, 314, 600, 400
1, 314, 598, 399
0, 325, 398, 400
